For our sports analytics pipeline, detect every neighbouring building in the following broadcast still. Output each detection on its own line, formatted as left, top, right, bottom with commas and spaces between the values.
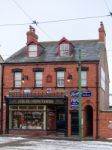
2, 22, 112, 139
0, 55, 4, 133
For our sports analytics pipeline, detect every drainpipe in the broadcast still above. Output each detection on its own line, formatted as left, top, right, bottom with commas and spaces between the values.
96, 63, 99, 139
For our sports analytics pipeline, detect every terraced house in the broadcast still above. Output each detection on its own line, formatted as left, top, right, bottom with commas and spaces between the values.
2, 22, 112, 139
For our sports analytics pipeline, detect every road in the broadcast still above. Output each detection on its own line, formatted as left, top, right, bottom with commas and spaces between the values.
0, 137, 112, 150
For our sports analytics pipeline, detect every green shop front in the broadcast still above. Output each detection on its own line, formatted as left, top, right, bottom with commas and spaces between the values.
5, 96, 68, 136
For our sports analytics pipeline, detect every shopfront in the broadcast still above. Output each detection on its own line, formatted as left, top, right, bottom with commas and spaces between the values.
5, 97, 68, 136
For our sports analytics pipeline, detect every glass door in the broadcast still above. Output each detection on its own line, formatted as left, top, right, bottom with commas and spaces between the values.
71, 111, 79, 135
56, 106, 65, 133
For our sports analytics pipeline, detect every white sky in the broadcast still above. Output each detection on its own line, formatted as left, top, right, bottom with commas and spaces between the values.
0, 0, 112, 98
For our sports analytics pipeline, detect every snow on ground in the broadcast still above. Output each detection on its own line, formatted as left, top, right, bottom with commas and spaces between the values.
0, 136, 24, 144
0, 138, 112, 150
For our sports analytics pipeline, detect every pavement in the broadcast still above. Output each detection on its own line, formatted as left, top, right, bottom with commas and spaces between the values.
0, 134, 94, 148
0, 134, 111, 150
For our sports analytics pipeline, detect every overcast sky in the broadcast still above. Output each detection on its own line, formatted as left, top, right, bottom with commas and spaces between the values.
0, 0, 112, 102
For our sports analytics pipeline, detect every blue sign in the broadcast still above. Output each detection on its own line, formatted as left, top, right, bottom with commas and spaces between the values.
70, 90, 91, 97
71, 98, 79, 109
70, 91, 79, 97
82, 91, 91, 97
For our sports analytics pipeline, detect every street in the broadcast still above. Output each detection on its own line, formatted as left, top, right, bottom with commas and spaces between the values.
0, 137, 112, 150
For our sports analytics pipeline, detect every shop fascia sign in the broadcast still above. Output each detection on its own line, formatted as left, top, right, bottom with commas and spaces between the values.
70, 90, 91, 97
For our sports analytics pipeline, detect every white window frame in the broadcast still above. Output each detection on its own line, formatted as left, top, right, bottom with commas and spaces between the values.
101, 67, 105, 91
60, 43, 69, 56
28, 44, 37, 57
81, 71, 87, 87
57, 71, 64, 87
14, 72, 22, 88
35, 72, 43, 87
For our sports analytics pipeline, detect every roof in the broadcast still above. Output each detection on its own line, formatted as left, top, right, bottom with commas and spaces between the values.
5, 39, 105, 64
0, 55, 4, 63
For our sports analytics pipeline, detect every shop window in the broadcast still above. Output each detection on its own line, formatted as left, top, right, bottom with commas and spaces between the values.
11, 111, 44, 130
47, 106, 56, 130
57, 71, 64, 87
14, 72, 22, 88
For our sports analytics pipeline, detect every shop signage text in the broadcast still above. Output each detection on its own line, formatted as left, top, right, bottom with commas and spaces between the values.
70, 90, 92, 97
8, 99, 65, 105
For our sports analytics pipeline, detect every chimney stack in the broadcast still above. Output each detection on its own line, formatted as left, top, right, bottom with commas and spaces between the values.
98, 22, 106, 43
26, 25, 38, 45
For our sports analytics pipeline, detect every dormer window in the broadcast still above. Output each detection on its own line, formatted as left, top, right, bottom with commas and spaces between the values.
28, 44, 37, 57
60, 43, 69, 56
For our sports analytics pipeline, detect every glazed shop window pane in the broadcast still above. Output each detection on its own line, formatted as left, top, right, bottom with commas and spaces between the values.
11, 111, 43, 129
47, 106, 56, 130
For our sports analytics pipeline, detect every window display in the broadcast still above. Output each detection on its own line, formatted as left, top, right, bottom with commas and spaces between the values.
9, 105, 57, 131
47, 106, 56, 130
11, 111, 43, 130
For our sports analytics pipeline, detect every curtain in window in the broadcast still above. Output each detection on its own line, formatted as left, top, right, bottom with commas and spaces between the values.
57, 71, 64, 87
14, 72, 22, 87
35, 72, 42, 87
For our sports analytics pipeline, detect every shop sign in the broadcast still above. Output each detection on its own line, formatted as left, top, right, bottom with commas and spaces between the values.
9, 99, 65, 105
82, 91, 91, 97
24, 89, 31, 94
70, 90, 91, 97
70, 91, 79, 97
71, 98, 79, 109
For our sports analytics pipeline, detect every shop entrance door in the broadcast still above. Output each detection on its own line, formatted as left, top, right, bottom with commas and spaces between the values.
56, 106, 65, 133
71, 111, 79, 135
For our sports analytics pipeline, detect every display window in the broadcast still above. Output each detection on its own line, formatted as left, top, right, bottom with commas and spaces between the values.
9, 105, 44, 130
9, 105, 59, 131
11, 111, 43, 129
47, 106, 56, 130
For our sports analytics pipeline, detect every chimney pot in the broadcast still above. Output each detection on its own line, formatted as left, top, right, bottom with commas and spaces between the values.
26, 26, 38, 45
98, 21, 106, 43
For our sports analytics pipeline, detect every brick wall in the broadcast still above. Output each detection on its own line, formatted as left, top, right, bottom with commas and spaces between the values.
99, 111, 112, 139
2, 62, 99, 138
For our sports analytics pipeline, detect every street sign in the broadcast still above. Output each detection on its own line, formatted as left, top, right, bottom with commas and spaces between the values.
70, 90, 92, 97
70, 90, 79, 97
82, 91, 91, 97
71, 98, 79, 109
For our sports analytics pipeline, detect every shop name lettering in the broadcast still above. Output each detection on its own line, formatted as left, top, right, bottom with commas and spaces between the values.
9, 99, 64, 104
70, 90, 92, 97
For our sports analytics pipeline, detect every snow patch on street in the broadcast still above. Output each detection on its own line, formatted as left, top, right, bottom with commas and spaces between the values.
0, 136, 24, 144
0, 137, 112, 150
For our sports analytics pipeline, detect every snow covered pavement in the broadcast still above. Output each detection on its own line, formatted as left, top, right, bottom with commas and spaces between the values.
0, 137, 112, 149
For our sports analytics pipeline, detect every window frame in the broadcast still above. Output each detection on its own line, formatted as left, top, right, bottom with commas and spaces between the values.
14, 72, 22, 88
35, 72, 43, 87
56, 71, 64, 87
60, 43, 69, 57
81, 71, 87, 87
28, 44, 38, 57
101, 67, 105, 91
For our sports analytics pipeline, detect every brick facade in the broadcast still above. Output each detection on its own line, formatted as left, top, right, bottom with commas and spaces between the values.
2, 22, 112, 140
2, 62, 98, 139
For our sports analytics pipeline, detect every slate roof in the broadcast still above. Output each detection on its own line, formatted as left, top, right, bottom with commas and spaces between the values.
5, 39, 104, 63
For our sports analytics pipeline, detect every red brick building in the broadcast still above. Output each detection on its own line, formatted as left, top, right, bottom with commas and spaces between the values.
2, 22, 112, 139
